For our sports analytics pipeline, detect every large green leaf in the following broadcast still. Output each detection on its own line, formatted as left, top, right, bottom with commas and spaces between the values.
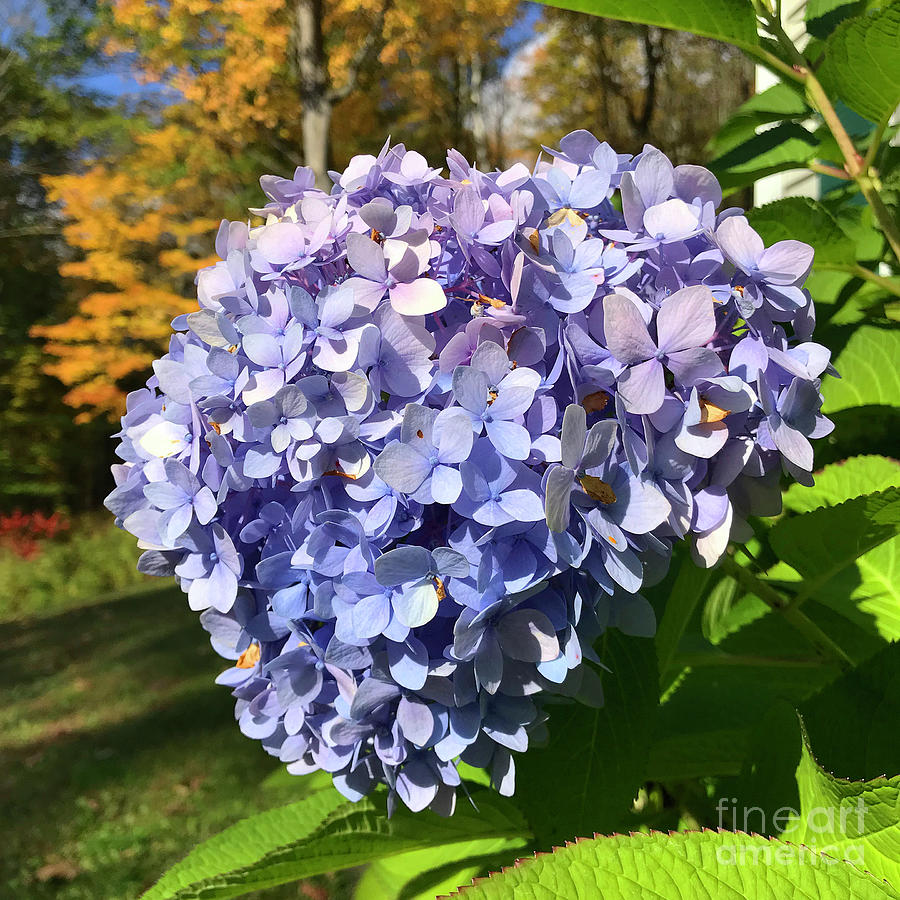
709, 122, 821, 192
830, 202, 885, 261
748, 197, 856, 266
768, 540, 900, 641
783, 722, 900, 887
784, 456, 900, 514
800, 642, 900, 780
820, 2, 900, 124
646, 727, 749, 781
768, 487, 900, 606
776, 461, 900, 640
822, 326, 900, 415
530, 0, 760, 50
806, 0, 872, 39
514, 631, 658, 847
142, 787, 530, 900
356, 837, 530, 900
651, 598, 885, 784
446, 829, 900, 898
709, 82, 810, 156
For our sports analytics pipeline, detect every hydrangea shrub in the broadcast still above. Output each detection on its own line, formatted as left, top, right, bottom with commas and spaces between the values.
106, 131, 833, 816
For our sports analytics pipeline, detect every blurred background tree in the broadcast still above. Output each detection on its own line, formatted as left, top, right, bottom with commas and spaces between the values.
0, 0, 132, 509
518, 9, 753, 163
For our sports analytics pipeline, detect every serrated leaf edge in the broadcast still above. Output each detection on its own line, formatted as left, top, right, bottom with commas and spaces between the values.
438, 827, 898, 897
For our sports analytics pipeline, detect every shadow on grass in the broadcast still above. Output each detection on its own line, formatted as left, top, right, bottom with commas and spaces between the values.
0, 586, 311, 899
0, 585, 208, 692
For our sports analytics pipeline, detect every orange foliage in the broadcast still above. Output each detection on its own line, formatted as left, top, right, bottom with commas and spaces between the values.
37, 0, 520, 419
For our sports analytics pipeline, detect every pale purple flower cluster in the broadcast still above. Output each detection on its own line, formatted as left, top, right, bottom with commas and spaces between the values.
106, 131, 833, 815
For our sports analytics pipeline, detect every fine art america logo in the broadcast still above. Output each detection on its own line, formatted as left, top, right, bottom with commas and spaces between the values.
715, 797, 868, 866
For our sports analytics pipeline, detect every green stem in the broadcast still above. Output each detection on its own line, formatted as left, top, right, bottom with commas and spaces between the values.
858, 182, 900, 261
743, 44, 805, 84
718, 557, 854, 670
863, 113, 891, 172
758, 9, 900, 260
815, 262, 900, 298
803, 73, 900, 260
807, 161, 851, 180
760, 8, 808, 68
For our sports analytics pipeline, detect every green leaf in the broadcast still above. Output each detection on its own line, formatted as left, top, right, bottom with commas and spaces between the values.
709, 122, 820, 192
709, 83, 811, 156
782, 718, 900, 887
767, 484, 900, 640
529, 0, 760, 51
822, 326, 900, 414
820, 2, 900, 124
655, 552, 714, 683
514, 631, 658, 847
806, 0, 871, 40
646, 727, 749, 781
142, 788, 530, 900
748, 197, 856, 266
800, 642, 900, 780
652, 601, 882, 784
719, 700, 803, 835
777, 459, 900, 639
767, 541, 900, 642
700, 575, 769, 645
830, 203, 885, 261
446, 829, 900, 898
768, 488, 900, 606
784, 456, 900, 514
356, 837, 530, 900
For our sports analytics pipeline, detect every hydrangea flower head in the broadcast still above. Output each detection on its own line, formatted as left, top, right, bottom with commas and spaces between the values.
107, 134, 832, 815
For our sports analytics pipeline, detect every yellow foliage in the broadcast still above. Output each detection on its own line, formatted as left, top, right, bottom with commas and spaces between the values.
39, 0, 521, 418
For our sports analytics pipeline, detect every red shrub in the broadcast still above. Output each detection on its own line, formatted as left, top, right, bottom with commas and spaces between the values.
0, 510, 70, 559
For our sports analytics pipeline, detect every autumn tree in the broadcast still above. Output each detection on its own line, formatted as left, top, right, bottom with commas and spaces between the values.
35, 0, 523, 419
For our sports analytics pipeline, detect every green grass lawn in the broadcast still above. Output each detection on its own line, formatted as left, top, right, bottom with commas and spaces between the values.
0, 553, 352, 898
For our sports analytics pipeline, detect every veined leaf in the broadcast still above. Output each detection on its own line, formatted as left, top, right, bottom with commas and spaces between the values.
142, 788, 530, 900
806, 0, 872, 39
444, 829, 900, 898
748, 197, 856, 266
769, 488, 900, 601
820, 2, 900, 124
709, 122, 820, 192
784, 456, 900, 514
783, 717, 900, 887
800, 642, 900, 781
709, 82, 811, 156
356, 838, 531, 900
653, 600, 883, 785
776, 459, 900, 640
822, 326, 900, 415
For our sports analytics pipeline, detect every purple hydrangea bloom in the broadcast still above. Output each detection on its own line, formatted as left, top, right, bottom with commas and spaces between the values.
106, 131, 832, 816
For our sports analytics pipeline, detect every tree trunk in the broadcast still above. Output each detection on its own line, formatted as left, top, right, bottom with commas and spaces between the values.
292, 0, 332, 189
469, 51, 490, 167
